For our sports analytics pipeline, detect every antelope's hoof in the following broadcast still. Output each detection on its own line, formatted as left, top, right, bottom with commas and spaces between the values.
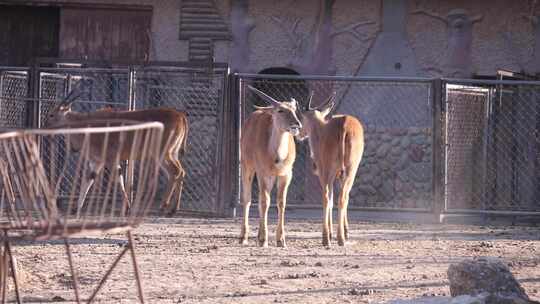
159, 204, 168, 212
258, 239, 268, 248
240, 238, 249, 246
277, 239, 287, 248
322, 238, 331, 248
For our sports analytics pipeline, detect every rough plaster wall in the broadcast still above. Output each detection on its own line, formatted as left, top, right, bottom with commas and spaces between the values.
408, 0, 532, 76
21, 0, 539, 75
150, 0, 184, 61
237, 0, 536, 76
214, 0, 232, 63
332, 0, 380, 75
22, 0, 185, 61
246, 0, 379, 75
359, 0, 421, 76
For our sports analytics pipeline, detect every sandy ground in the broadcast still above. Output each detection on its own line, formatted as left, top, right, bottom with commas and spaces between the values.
4, 217, 540, 303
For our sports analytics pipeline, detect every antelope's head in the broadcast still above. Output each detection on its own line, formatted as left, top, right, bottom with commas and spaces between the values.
46, 79, 90, 127
296, 91, 336, 141
248, 85, 302, 136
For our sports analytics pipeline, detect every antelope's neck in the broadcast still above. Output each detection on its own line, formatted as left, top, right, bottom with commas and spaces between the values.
307, 119, 327, 160
269, 127, 290, 163
65, 111, 84, 120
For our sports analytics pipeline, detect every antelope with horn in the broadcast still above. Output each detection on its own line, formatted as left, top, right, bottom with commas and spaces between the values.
297, 92, 364, 247
240, 86, 302, 247
46, 80, 189, 214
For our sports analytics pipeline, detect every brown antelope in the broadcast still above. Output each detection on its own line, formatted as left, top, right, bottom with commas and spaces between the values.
297, 92, 365, 247
240, 86, 302, 247
46, 85, 189, 214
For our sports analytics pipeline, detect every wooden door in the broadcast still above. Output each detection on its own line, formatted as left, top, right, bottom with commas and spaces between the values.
0, 5, 60, 66
59, 7, 152, 62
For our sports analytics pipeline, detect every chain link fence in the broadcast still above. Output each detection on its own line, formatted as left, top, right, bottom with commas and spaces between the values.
36, 68, 132, 206
237, 74, 434, 211
0, 67, 31, 129
2, 63, 540, 217
444, 80, 540, 213
38, 67, 132, 127
133, 66, 228, 214
0, 62, 230, 216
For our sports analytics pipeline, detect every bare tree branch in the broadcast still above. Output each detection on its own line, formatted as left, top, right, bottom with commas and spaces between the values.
523, 14, 539, 25
330, 20, 376, 40
411, 9, 448, 24
471, 14, 484, 23
270, 16, 303, 50
291, 18, 300, 34
523, 0, 539, 25
411, 1, 449, 25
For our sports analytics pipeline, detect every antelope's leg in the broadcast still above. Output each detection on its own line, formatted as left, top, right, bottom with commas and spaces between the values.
116, 165, 131, 215
171, 159, 185, 215
321, 183, 332, 247
77, 176, 95, 211
239, 164, 255, 245
159, 154, 183, 213
344, 207, 350, 240
78, 162, 101, 212
337, 171, 355, 246
328, 185, 334, 241
257, 175, 275, 248
276, 172, 292, 248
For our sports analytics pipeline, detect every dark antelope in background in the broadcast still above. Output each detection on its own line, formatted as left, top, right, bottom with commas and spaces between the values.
46, 81, 189, 214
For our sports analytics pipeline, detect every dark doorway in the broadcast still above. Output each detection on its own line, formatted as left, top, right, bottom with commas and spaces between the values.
252, 67, 317, 207
0, 5, 60, 66
259, 67, 300, 76
253, 67, 307, 107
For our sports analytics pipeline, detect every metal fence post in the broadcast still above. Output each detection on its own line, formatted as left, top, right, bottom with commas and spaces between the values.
128, 66, 136, 111
217, 71, 239, 217
232, 73, 241, 217
432, 78, 445, 221
30, 61, 41, 128
216, 68, 232, 217
125, 66, 136, 204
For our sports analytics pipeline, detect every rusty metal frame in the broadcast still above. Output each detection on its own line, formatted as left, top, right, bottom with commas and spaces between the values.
1, 229, 146, 303
1, 230, 21, 304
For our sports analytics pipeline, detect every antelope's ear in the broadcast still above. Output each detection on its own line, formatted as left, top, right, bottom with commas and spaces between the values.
320, 101, 334, 118
290, 98, 298, 109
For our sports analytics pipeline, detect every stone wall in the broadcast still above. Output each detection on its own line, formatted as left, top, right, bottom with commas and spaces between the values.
350, 126, 432, 209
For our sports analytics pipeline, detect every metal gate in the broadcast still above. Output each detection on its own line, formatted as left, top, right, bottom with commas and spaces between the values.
3, 64, 540, 218
0, 60, 232, 216
236, 74, 435, 212
132, 66, 230, 214
0, 67, 31, 129
443, 79, 540, 215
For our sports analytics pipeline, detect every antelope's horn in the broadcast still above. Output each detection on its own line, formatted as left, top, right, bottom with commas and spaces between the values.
306, 91, 315, 111
247, 85, 280, 106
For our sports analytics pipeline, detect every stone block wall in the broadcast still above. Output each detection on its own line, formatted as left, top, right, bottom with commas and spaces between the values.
350, 126, 433, 209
